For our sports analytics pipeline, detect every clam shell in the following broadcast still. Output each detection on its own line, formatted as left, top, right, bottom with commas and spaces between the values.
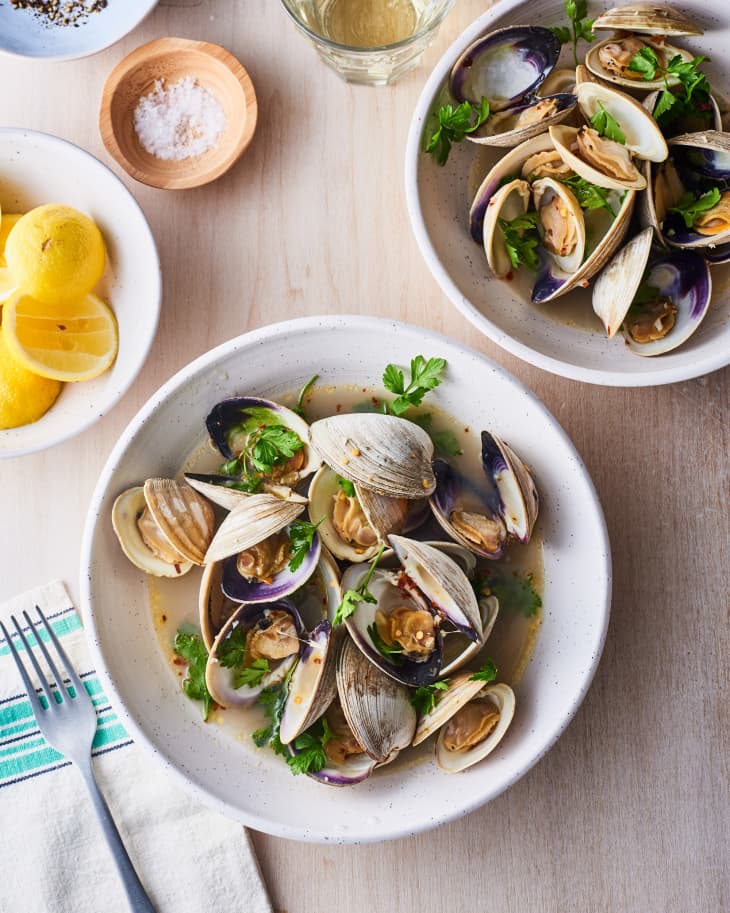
643, 90, 722, 136
185, 473, 307, 511
538, 68, 578, 96
591, 3, 703, 36
593, 227, 654, 337
469, 132, 555, 243
309, 413, 436, 498
279, 620, 341, 745
532, 177, 586, 275
220, 529, 321, 603
143, 478, 215, 566
576, 82, 668, 163
307, 465, 380, 563
440, 595, 499, 679
482, 431, 539, 544
204, 493, 305, 564
549, 125, 646, 191
467, 93, 577, 148
198, 560, 242, 650
450, 26, 560, 110
336, 636, 417, 764
355, 484, 410, 539
111, 486, 193, 578
412, 671, 484, 746
434, 683, 516, 772
482, 178, 532, 278
585, 37, 695, 92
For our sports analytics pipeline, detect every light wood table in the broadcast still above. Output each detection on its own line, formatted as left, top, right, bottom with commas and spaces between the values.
1, 1, 728, 910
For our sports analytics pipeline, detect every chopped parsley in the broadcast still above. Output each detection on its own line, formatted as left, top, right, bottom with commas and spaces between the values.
286, 717, 334, 776
383, 356, 447, 416
252, 684, 289, 757
219, 406, 305, 489
216, 626, 248, 670
629, 50, 712, 131
411, 680, 449, 715
498, 211, 540, 272
333, 544, 385, 626
668, 187, 721, 228
559, 174, 616, 215
287, 518, 323, 572
469, 659, 498, 683
234, 657, 270, 689
549, 0, 595, 67
367, 621, 404, 664
337, 477, 356, 498
473, 571, 542, 618
173, 628, 214, 721
292, 374, 318, 420
590, 102, 626, 144
424, 97, 491, 166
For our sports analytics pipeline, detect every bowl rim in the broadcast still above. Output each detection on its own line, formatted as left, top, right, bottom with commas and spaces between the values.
79, 314, 612, 843
404, 0, 730, 387
98, 36, 258, 191
0, 0, 159, 62
0, 126, 161, 459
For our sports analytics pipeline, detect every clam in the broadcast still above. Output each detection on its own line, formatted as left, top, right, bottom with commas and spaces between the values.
593, 229, 712, 354
590, 3, 703, 36
429, 431, 538, 558
538, 68, 578, 97
111, 480, 215, 577
185, 472, 307, 511
467, 94, 577, 148
198, 560, 242, 650
643, 89, 721, 137
450, 26, 560, 110
205, 396, 321, 486
204, 492, 305, 564
205, 600, 304, 708
482, 178, 532, 278
279, 619, 341, 745
335, 636, 417, 765
308, 412, 436, 498
532, 177, 586, 275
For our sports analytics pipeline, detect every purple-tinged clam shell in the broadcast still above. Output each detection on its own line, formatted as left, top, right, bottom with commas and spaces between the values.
221, 532, 321, 603
468, 93, 577, 148
279, 620, 340, 745
205, 599, 304, 708
450, 26, 560, 110
481, 431, 538, 544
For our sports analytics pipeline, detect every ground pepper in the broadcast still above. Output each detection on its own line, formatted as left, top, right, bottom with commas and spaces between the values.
10, 0, 109, 27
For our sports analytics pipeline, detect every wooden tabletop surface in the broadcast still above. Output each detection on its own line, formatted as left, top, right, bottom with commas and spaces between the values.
1, 1, 728, 910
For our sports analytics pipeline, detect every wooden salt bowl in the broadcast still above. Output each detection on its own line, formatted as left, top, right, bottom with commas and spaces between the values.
99, 37, 257, 190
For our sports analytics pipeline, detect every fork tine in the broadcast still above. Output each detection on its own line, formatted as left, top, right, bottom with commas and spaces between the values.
23, 608, 70, 698
10, 614, 58, 706
1, 619, 45, 715
34, 606, 86, 696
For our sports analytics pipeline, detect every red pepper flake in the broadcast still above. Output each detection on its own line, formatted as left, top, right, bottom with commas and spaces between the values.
336, 403, 342, 412
505, 271, 514, 281
581, 280, 590, 288
173, 656, 186, 666
161, 614, 167, 623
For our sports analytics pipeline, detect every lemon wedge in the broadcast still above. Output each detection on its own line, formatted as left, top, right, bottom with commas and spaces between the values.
2, 291, 118, 382
5, 204, 106, 305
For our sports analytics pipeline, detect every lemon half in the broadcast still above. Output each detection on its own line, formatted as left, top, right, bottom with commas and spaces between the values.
0, 334, 62, 429
2, 290, 118, 382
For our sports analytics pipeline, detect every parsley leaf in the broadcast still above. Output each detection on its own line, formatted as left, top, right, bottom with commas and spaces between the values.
367, 621, 404, 664
478, 572, 543, 618
590, 102, 626, 144
333, 544, 385, 625
216, 626, 248, 669
288, 518, 323, 572
286, 717, 334, 776
559, 174, 616, 215
469, 659, 498, 683
292, 374, 318, 420
411, 680, 450, 715
498, 211, 540, 272
432, 430, 463, 457
383, 356, 447, 416
337, 477, 356, 498
628, 45, 661, 80
250, 424, 304, 472
424, 97, 490, 166
252, 684, 289, 756
550, 0, 595, 66
629, 280, 662, 312
234, 657, 270, 689
174, 628, 214, 721
668, 187, 721, 228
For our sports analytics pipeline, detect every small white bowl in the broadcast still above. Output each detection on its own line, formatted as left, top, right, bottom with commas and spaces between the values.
0, 129, 161, 458
405, 0, 730, 386
81, 315, 610, 844
0, 0, 158, 61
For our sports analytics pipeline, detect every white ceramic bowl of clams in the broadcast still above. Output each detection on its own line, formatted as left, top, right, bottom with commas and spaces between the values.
81, 316, 610, 843
406, 0, 730, 385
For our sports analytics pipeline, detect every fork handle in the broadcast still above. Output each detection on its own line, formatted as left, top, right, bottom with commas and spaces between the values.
76, 757, 157, 913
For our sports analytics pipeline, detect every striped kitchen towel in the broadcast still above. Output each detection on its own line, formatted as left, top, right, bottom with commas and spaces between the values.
0, 581, 273, 913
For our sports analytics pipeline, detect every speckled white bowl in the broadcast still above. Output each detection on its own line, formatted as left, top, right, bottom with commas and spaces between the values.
0, 128, 160, 458
80, 316, 610, 843
405, 0, 730, 386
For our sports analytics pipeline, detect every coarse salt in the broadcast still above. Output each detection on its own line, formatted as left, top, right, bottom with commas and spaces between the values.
133, 76, 227, 161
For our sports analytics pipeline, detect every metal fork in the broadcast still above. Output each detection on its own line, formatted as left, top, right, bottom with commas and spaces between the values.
1, 608, 156, 913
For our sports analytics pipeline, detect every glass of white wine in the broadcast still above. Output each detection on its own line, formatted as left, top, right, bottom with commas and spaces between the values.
280, 0, 455, 86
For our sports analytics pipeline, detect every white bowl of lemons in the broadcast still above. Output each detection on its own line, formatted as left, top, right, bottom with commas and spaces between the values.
0, 128, 161, 458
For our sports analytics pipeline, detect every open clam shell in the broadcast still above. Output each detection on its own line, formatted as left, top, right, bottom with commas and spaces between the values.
111, 486, 194, 578
532, 177, 586, 275
430, 458, 506, 559
450, 26, 560, 110
279, 620, 341, 745
185, 473, 307, 511
412, 671, 484, 746
591, 3, 703, 37
538, 68, 578, 97
198, 560, 242, 650
205, 396, 321, 484
309, 412, 436, 498
549, 125, 646, 191
336, 636, 417, 765
593, 227, 655, 338
435, 683, 515, 773
142, 478, 215, 566
467, 93, 577, 148
482, 178, 532, 278
204, 493, 305, 564
585, 36, 695, 93
220, 529, 321, 603
205, 600, 304, 708
576, 82, 668, 163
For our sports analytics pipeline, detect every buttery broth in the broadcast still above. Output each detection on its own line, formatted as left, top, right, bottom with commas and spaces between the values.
148, 383, 544, 766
